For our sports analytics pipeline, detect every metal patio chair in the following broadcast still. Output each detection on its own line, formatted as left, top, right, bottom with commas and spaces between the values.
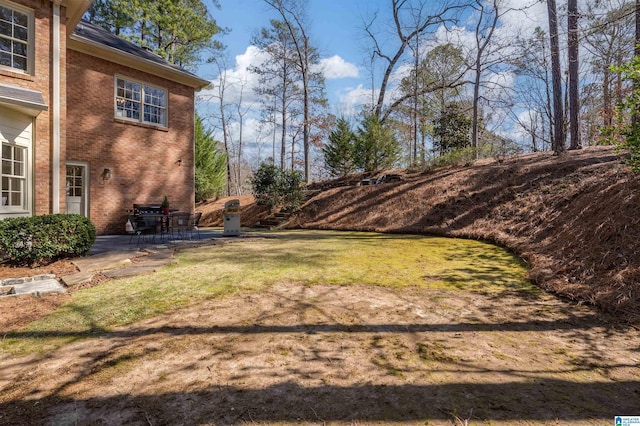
169, 212, 192, 240
191, 211, 203, 239
127, 215, 154, 245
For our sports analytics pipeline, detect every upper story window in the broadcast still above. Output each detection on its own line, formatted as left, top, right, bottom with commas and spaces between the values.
0, 2, 33, 74
115, 76, 167, 127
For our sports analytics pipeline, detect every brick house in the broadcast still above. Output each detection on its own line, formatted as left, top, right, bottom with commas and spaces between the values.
0, 0, 208, 234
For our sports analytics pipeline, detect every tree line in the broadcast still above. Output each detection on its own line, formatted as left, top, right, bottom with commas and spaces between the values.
87, 0, 640, 197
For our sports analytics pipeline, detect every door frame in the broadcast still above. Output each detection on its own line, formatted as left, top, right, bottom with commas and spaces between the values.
65, 162, 89, 217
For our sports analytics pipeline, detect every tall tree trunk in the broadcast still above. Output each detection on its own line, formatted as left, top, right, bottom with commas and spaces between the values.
291, 135, 296, 171
547, 0, 565, 153
280, 95, 287, 171
412, 33, 419, 166
237, 118, 243, 195
471, 0, 499, 158
302, 36, 310, 182
472, 60, 482, 154
634, 0, 640, 126
219, 100, 232, 197
280, 54, 288, 170
568, 0, 581, 150
542, 36, 553, 150
603, 69, 612, 127
272, 96, 277, 164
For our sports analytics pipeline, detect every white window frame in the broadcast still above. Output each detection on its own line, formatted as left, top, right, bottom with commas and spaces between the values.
0, 0, 34, 75
114, 76, 168, 127
1, 142, 29, 213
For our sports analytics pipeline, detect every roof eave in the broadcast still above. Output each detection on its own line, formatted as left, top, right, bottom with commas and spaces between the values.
58, 0, 92, 31
0, 98, 48, 116
67, 34, 210, 90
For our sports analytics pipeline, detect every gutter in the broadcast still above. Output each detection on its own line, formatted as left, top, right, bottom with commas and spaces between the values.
52, 1, 61, 214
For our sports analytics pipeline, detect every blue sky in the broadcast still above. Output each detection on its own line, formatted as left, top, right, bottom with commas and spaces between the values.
198, 0, 379, 114
195, 0, 551, 162
210, 0, 370, 67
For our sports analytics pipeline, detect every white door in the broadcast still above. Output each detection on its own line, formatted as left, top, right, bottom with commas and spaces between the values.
66, 164, 87, 216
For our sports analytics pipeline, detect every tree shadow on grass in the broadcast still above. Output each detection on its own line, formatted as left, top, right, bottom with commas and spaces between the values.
2, 288, 638, 425
2, 378, 639, 424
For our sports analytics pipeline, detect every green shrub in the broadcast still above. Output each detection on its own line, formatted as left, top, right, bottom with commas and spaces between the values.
610, 57, 640, 172
0, 214, 96, 265
251, 163, 305, 212
425, 144, 509, 171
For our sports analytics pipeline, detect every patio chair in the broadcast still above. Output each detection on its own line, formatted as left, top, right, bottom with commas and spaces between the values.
128, 215, 154, 245
169, 212, 192, 240
192, 211, 202, 239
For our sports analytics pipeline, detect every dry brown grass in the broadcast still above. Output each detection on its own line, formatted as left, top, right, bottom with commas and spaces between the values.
199, 147, 638, 325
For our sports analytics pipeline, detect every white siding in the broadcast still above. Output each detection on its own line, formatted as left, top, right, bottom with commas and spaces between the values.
0, 107, 32, 146
0, 106, 32, 218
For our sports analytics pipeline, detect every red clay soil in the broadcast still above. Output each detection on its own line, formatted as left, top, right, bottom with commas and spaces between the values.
196, 194, 267, 227
0, 259, 78, 279
198, 147, 640, 324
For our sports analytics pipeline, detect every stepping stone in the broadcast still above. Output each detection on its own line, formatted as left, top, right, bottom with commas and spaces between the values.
60, 271, 96, 287
103, 265, 158, 278
72, 251, 136, 273
11, 279, 65, 295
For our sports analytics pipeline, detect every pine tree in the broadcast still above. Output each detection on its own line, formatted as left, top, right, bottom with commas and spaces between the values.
87, 0, 222, 69
433, 103, 472, 155
195, 114, 227, 201
323, 118, 356, 177
354, 115, 400, 173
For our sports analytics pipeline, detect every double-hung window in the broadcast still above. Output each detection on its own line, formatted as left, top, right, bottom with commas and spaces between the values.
0, 2, 33, 74
115, 77, 167, 127
1, 143, 26, 209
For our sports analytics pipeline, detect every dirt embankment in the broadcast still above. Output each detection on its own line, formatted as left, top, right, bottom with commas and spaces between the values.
197, 194, 266, 227
200, 146, 640, 324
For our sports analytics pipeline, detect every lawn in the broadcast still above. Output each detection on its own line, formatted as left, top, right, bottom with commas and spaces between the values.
3, 230, 532, 354
1, 230, 637, 425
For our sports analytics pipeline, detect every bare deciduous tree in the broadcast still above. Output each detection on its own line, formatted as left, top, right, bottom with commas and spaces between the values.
568, 0, 581, 150
264, 0, 325, 182
251, 20, 299, 170
363, 0, 464, 123
200, 56, 233, 196
547, 0, 565, 153
583, 1, 634, 130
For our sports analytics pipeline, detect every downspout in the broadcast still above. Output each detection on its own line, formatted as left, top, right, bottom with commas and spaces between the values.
52, 1, 61, 213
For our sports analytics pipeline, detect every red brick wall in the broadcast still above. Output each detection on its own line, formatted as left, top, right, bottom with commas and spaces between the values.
66, 50, 196, 234
0, 1, 66, 216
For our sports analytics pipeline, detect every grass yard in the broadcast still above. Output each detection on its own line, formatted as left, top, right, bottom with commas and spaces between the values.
1, 230, 638, 425
3, 230, 533, 355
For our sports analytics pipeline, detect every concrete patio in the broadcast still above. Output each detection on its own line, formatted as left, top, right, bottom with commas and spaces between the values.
89, 227, 226, 255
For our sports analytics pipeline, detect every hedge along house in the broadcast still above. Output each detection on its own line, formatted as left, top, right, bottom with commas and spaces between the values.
0, 0, 209, 234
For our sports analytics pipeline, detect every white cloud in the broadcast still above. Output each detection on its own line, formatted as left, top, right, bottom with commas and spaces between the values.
335, 84, 377, 116
498, 0, 549, 38
316, 55, 359, 79
433, 25, 476, 56
485, 71, 515, 92
198, 45, 269, 108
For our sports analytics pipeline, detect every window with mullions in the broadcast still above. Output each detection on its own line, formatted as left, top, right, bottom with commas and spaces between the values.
1, 144, 25, 208
115, 77, 167, 127
0, 3, 31, 73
